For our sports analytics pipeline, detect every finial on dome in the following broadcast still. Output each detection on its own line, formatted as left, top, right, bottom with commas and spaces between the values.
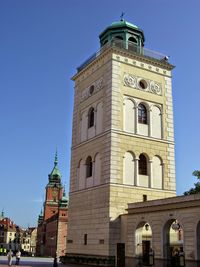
120, 12, 125, 21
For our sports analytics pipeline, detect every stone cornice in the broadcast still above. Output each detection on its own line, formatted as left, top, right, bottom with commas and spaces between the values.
72, 46, 174, 81
127, 194, 200, 214
111, 46, 174, 70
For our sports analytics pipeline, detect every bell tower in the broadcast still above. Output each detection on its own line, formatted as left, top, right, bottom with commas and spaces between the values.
43, 151, 63, 220
67, 19, 176, 260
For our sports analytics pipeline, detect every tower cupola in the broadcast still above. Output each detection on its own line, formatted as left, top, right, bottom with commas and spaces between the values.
99, 18, 145, 48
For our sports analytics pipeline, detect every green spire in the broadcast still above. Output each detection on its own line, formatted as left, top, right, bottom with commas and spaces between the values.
40, 208, 43, 216
0, 210, 4, 220
54, 149, 58, 167
62, 187, 67, 198
37, 207, 44, 225
48, 150, 62, 185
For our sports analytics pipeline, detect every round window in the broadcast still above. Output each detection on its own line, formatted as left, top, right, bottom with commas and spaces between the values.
89, 85, 94, 95
139, 79, 148, 90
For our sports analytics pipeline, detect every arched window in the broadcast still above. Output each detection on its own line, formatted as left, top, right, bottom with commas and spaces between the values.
123, 152, 135, 185
128, 36, 137, 44
78, 159, 85, 190
139, 154, 147, 175
151, 105, 162, 138
138, 104, 147, 124
86, 156, 93, 177
103, 40, 108, 45
88, 107, 94, 128
94, 153, 101, 186
124, 99, 135, 133
80, 111, 87, 142
114, 35, 123, 40
113, 36, 124, 49
152, 156, 162, 188
96, 102, 103, 134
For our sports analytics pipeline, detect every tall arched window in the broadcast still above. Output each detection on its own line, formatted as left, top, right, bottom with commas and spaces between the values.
152, 156, 162, 189
138, 104, 147, 124
124, 99, 135, 133
139, 154, 147, 175
88, 107, 94, 128
123, 152, 135, 185
78, 159, 85, 190
128, 36, 138, 52
94, 153, 101, 186
96, 102, 103, 134
151, 105, 162, 138
86, 156, 93, 177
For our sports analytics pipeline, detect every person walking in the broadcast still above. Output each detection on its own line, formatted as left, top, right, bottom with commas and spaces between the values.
7, 249, 13, 266
15, 250, 21, 265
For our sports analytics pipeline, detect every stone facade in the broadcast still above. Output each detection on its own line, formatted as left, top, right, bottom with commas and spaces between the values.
61, 20, 200, 267
67, 26, 176, 258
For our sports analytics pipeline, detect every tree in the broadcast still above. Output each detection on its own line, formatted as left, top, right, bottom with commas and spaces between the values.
184, 170, 200, 195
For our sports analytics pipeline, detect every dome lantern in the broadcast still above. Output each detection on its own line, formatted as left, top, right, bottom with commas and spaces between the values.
99, 18, 145, 48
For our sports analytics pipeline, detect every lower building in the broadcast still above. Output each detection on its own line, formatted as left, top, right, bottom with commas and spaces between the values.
21, 227, 37, 256
0, 214, 22, 253
121, 194, 200, 267
0, 213, 36, 255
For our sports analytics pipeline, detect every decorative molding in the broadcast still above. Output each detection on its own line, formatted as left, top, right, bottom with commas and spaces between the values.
81, 77, 104, 102
123, 73, 162, 95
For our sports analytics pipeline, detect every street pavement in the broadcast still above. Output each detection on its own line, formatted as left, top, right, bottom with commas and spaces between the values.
0, 256, 93, 267
0, 256, 56, 266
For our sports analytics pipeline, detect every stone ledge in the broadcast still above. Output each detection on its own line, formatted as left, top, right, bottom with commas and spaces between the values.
127, 194, 200, 213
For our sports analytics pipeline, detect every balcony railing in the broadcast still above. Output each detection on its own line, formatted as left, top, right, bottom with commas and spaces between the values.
77, 39, 169, 72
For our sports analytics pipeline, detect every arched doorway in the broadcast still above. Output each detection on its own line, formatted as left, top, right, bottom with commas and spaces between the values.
135, 222, 152, 264
163, 219, 184, 264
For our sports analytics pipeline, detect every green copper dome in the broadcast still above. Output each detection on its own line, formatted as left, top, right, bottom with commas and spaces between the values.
110, 19, 138, 29
99, 19, 145, 47
59, 189, 68, 208
50, 165, 62, 178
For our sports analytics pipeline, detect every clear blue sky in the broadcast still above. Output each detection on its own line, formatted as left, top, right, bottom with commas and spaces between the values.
1, 0, 200, 227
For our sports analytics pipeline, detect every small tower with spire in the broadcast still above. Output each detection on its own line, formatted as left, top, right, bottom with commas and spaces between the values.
0, 210, 4, 220
43, 151, 63, 220
37, 208, 44, 225
36, 152, 68, 258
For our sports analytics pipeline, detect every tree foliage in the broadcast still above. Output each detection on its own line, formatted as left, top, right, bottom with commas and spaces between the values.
184, 170, 200, 195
